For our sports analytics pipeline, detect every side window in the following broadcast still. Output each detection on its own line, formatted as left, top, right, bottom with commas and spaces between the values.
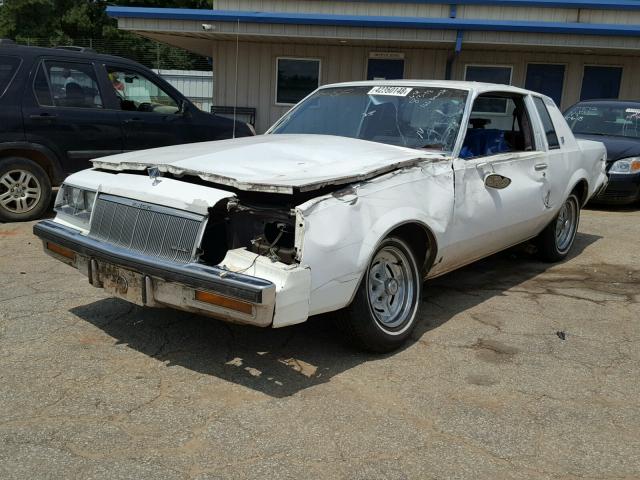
33, 60, 103, 109
460, 93, 535, 159
533, 96, 560, 149
106, 66, 179, 114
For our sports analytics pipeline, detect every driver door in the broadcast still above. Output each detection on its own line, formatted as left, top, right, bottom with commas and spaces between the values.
104, 65, 187, 151
444, 93, 551, 270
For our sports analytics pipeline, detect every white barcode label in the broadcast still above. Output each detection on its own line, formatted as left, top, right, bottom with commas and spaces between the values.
368, 86, 413, 97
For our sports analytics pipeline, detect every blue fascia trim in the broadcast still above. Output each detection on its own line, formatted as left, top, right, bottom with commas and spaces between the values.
336, 0, 640, 9
107, 6, 640, 37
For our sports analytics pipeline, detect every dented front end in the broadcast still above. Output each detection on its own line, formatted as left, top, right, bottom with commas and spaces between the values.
33, 169, 312, 328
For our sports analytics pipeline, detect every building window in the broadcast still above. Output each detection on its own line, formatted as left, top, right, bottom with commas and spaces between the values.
276, 58, 320, 105
580, 66, 622, 101
525, 64, 565, 107
465, 65, 512, 113
465, 65, 512, 85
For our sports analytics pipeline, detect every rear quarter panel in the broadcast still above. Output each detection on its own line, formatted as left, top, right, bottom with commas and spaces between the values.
546, 100, 607, 204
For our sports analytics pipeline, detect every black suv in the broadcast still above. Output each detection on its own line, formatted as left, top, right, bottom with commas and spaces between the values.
0, 40, 253, 221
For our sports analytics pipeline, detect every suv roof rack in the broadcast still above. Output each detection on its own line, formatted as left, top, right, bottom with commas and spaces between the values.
0, 39, 17, 46
54, 45, 96, 53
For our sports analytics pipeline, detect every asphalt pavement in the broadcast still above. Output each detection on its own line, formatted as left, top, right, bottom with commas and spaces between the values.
0, 207, 639, 479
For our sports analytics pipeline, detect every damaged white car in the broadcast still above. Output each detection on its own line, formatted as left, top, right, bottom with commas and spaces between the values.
34, 81, 607, 352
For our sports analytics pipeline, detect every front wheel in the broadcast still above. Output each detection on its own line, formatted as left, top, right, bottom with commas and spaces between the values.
336, 236, 422, 353
536, 193, 580, 262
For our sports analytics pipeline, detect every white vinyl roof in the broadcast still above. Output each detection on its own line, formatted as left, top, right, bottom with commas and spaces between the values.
320, 79, 537, 97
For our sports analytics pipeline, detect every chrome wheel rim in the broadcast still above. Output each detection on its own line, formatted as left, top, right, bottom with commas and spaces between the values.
555, 197, 578, 253
367, 245, 416, 332
0, 169, 42, 214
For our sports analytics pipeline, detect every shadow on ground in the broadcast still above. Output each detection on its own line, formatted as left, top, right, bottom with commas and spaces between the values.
70, 232, 602, 398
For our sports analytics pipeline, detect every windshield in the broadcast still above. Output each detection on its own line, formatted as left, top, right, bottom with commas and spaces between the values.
270, 86, 468, 153
564, 103, 640, 139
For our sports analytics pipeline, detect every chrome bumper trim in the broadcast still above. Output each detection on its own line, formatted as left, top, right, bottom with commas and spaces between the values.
33, 220, 275, 304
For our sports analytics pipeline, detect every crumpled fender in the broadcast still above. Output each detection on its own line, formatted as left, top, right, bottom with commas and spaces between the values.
297, 161, 454, 316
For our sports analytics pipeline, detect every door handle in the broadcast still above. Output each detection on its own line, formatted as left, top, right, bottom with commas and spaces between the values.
534, 163, 548, 171
123, 118, 142, 124
29, 113, 58, 120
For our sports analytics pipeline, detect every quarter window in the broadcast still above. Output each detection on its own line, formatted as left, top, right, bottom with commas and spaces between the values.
106, 66, 179, 114
33, 61, 103, 109
276, 58, 320, 105
0, 55, 20, 97
533, 97, 560, 149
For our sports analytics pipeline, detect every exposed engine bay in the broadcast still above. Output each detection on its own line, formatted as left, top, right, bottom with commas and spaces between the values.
200, 196, 298, 266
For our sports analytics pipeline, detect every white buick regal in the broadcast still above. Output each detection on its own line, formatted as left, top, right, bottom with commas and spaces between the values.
34, 81, 607, 352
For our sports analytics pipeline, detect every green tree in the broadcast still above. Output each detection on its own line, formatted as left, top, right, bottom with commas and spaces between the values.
0, 0, 211, 69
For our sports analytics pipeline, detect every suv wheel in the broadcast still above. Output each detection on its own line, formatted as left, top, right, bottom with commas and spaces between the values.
0, 157, 52, 222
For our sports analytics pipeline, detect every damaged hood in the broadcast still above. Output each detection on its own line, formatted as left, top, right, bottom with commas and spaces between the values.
92, 134, 441, 194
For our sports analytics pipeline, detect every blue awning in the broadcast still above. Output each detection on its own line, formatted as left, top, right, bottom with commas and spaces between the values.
107, 6, 640, 37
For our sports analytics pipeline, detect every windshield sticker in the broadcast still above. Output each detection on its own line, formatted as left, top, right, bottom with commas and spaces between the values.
625, 108, 640, 114
368, 86, 413, 97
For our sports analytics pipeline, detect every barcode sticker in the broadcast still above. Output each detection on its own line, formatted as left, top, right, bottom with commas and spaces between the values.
625, 108, 640, 114
368, 86, 413, 97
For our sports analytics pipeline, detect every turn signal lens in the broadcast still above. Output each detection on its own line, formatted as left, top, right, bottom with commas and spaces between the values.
194, 290, 253, 315
46, 242, 75, 260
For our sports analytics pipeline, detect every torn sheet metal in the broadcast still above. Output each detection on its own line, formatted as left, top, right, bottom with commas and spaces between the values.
296, 160, 455, 316
91, 134, 442, 194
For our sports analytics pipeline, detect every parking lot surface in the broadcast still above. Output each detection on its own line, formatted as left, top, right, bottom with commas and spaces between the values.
1, 208, 639, 480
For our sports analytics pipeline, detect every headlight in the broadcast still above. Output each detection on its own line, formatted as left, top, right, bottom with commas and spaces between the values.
609, 157, 640, 174
54, 184, 96, 229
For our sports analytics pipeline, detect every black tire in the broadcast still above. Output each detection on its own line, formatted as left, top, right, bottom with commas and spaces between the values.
536, 193, 580, 262
0, 157, 52, 222
336, 236, 422, 353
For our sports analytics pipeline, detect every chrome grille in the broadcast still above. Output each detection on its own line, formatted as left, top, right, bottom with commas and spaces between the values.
89, 194, 205, 264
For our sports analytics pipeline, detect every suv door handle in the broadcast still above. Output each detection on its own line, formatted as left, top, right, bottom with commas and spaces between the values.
29, 113, 58, 120
535, 163, 548, 171
123, 118, 142, 124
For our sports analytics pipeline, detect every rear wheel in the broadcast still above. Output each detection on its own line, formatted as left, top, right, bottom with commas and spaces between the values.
337, 236, 422, 353
536, 193, 580, 262
0, 157, 51, 222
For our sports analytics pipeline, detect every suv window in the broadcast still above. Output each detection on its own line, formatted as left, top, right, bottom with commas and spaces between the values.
107, 66, 179, 114
33, 60, 103, 109
0, 55, 21, 97
533, 96, 560, 149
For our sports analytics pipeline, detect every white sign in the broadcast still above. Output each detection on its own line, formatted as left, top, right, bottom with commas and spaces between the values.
369, 52, 405, 60
625, 108, 640, 114
368, 86, 413, 97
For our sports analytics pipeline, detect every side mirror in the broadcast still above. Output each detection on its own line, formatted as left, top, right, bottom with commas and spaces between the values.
178, 99, 191, 116
484, 173, 511, 189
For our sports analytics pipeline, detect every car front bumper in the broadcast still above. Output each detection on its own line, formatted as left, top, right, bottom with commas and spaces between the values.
33, 220, 311, 328
592, 172, 640, 205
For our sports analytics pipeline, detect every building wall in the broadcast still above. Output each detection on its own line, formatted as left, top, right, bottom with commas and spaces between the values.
212, 0, 640, 24
211, 40, 640, 132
